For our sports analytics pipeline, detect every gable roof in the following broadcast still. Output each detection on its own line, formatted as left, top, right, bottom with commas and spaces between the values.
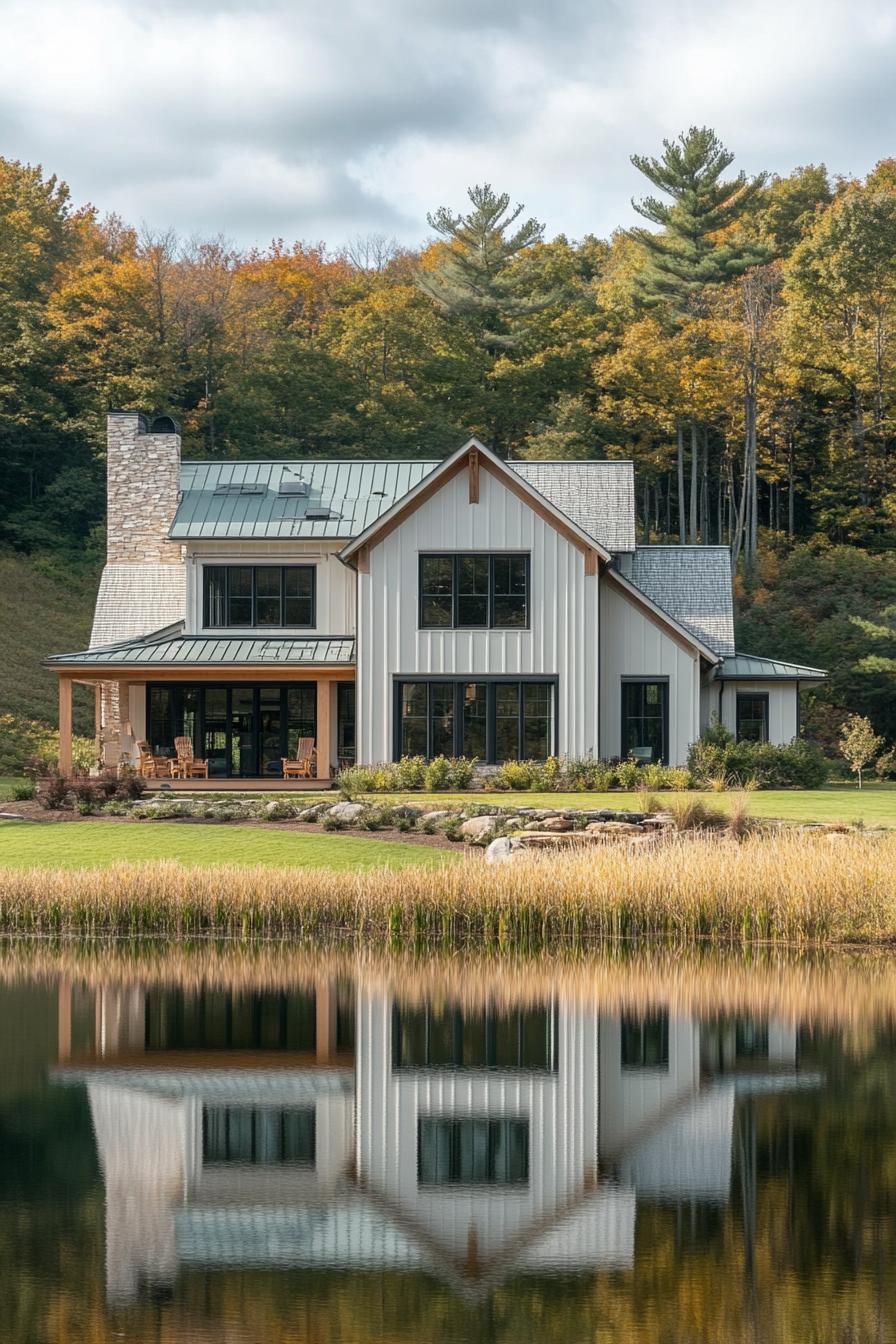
715, 653, 827, 681
604, 566, 721, 663
510, 460, 636, 553
171, 460, 439, 541
630, 547, 735, 657
45, 624, 355, 670
90, 564, 185, 647
339, 438, 611, 566
170, 448, 635, 554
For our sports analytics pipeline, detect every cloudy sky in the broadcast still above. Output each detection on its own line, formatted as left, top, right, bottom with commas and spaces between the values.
1, 0, 895, 250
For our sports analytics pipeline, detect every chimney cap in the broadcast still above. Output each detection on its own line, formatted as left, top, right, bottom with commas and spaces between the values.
150, 415, 181, 435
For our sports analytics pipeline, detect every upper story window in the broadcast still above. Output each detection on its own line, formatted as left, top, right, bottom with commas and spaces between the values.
203, 565, 315, 629
419, 553, 529, 629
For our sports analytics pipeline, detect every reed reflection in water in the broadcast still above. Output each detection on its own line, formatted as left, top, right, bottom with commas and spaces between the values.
2, 947, 895, 1343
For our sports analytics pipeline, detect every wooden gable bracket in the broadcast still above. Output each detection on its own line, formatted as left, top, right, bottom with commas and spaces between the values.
584, 548, 599, 577
355, 543, 370, 574
468, 446, 480, 503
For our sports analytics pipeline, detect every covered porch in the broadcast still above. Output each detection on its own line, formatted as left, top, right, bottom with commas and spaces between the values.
47, 629, 356, 787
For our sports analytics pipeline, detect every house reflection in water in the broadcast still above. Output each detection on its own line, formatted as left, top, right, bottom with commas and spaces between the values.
51, 976, 818, 1304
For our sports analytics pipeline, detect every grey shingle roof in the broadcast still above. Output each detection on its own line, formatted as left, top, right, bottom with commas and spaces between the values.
510, 460, 636, 553
47, 625, 356, 668
171, 460, 439, 540
716, 653, 827, 681
630, 547, 735, 656
90, 564, 185, 647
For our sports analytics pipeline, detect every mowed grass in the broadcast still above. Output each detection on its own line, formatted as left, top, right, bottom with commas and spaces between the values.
0, 820, 458, 871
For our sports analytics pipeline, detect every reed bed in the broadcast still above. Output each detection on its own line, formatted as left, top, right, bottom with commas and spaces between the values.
4, 940, 896, 1047
0, 829, 894, 946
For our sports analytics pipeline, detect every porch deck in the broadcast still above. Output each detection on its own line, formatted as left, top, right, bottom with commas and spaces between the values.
143, 777, 333, 793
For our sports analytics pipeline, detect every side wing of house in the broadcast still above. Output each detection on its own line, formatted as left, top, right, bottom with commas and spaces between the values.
351, 448, 603, 764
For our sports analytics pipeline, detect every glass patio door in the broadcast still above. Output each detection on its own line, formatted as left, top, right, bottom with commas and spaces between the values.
231, 687, 257, 777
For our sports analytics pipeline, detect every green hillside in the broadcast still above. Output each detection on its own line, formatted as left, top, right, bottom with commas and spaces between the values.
0, 553, 99, 735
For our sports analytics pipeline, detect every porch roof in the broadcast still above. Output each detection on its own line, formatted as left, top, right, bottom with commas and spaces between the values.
714, 652, 827, 681
45, 623, 356, 670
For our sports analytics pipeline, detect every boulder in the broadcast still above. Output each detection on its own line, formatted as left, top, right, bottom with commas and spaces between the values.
296, 805, 327, 822
459, 815, 499, 839
585, 820, 643, 836
485, 836, 525, 864
420, 810, 451, 824
524, 816, 573, 832
328, 801, 366, 822
501, 816, 524, 831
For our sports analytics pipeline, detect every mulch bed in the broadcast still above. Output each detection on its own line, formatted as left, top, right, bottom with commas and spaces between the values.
0, 800, 461, 850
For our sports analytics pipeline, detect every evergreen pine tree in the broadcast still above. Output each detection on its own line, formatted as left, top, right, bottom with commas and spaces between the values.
418, 184, 555, 352
628, 126, 768, 314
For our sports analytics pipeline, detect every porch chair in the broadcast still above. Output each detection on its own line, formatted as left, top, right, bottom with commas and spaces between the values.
173, 735, 209, 779
282, 736, 317, 780
136, 740, 172, 779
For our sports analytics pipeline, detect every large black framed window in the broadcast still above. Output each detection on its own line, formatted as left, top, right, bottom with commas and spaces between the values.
203, 565, 315, 628
394, 678, 555, 762
418, 1118, 529, 1186
621, 679, 668, 764
203, 1107, 316, 1165
736, 693, 769, 743
419, 554, 529, 629
147, 681, 318, 778
393, 1002, 557, 1072
620, 1012, 670, 1069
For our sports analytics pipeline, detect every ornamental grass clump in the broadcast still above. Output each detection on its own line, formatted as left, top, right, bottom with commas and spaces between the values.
1, 830, 895, 946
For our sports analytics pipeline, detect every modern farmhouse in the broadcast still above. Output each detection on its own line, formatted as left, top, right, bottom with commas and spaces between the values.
46, 412, 826, 783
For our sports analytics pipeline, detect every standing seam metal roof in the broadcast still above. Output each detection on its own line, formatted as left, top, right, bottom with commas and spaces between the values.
171, 456, 637, 553
171, 460, 440, 540
46, 626, 356, 667
715, 653, 827, 680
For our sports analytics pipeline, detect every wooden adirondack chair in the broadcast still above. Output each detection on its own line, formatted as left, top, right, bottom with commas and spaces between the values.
173, 735, 209, 779
136, 740, 172, 778
282, 737, 317, 779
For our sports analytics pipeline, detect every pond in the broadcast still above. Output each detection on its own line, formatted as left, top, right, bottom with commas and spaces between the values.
2, 942, 895, 1343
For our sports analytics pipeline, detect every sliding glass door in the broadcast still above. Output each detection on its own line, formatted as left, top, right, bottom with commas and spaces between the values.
148, 682, 318, 778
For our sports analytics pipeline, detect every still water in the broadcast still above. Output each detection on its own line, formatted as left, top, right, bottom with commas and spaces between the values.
2, 944, 896, 1343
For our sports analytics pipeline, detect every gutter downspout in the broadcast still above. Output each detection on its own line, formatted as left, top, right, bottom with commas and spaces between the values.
796, 680, 801, 739
717, 676, 724, 730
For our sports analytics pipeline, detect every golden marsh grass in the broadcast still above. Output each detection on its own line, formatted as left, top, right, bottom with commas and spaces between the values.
0, 829, 895, 945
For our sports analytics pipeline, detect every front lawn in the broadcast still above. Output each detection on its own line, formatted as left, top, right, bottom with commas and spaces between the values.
0, 821, 459, 871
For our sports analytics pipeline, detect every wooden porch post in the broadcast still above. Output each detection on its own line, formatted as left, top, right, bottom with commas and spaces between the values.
316, 678, 332, 781
94, 684, 102, 764
58, 676, 73, 776
315, 979, 338, 1063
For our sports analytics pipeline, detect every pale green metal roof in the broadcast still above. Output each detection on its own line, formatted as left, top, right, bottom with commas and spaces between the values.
171, 460, 439, 540
46, 624, 355, 668
715, 653, 827, 681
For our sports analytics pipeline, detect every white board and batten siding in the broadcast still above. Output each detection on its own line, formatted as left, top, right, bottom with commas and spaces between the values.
356, 468, 600, 764
184, 540, 356, 637
355, 988, 635, 1271
599, 580, 701, 766
720, 680, 798, 746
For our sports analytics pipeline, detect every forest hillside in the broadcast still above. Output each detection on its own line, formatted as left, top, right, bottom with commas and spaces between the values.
2, 128, 895, 748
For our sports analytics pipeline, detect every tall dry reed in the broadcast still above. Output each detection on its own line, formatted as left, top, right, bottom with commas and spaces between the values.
0, 830, 894, 945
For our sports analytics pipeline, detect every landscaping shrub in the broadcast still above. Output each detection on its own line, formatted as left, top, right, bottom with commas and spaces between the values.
447, 756, 476, 789
11, 780, 36, 801
423, 755, 452, 791
875, 747, 896, 779
39, 773, 70, 810
688, 723, 829, 789
116, 772, 147, 801
615, 759, 641, 791
0, 713, 95, 776
395, 755, 427, 790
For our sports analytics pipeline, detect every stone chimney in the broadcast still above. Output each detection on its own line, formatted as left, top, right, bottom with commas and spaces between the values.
106, 411, 182, 563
